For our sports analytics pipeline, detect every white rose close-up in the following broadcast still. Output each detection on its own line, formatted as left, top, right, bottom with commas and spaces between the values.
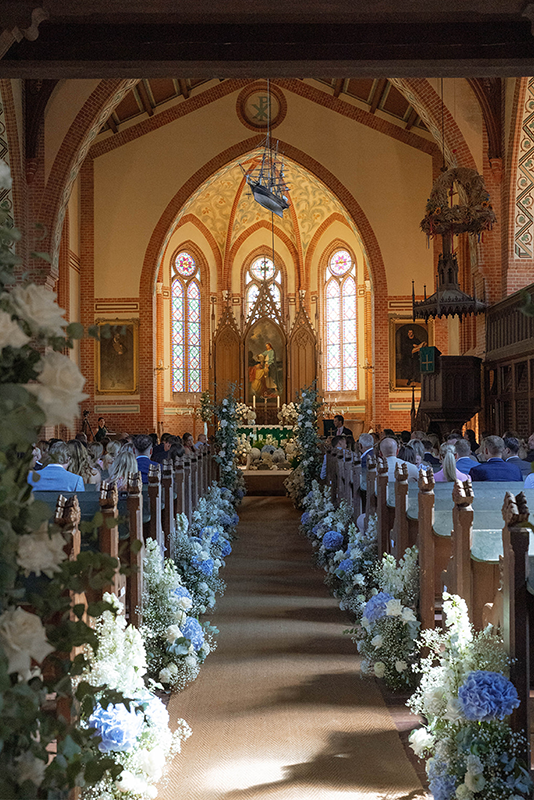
0, 309, 30, 350
400, 606, 416, 623
0, 606, 54, 675
373, 661, 386, 678
8, 284, 66, 338
26, 350, 88, 427
385, 598, 403, 617
408, 727, 434, 757
16, 525, 67, 577
395, 660, 408, 673
165, 624, 183, 644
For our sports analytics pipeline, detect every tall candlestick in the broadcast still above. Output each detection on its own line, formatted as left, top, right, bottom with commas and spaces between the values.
277, 395, 280, 410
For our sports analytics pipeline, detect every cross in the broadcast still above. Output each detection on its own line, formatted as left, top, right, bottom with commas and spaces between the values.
252, 95, 270, 122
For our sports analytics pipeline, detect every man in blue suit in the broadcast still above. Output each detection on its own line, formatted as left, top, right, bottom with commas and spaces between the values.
469, 435, 523, 482
133, 433, 161, 484
28, 442, 84, 492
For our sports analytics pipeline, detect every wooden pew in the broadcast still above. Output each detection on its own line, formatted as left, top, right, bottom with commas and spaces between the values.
391, 462, 412, 560
182, 456, 192, 521
123, 472, 144, 626
417, 468, 437, 631
364, 454, 377, 527
99, 481, 124, 600
350, 452, 362, 520
161, 459, 175, 555
376, 454, 392, 558
147, 464, 163, 548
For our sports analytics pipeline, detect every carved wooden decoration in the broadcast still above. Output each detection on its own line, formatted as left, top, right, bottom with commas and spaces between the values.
288, 304, 317, 402
213, 304, 241, 403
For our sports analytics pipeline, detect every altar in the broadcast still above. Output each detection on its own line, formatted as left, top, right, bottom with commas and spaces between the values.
236, 424, 295, 496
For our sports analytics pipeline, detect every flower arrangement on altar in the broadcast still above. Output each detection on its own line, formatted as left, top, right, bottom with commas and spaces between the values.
80, 594, 191, 800
408, 593, 533, 800
277, 401, 298, 429
235, 401, 257, 426
0, 159, 139, 797
347, 547, 420, 690
141, 540, 216, 693
285, 385, 322, 506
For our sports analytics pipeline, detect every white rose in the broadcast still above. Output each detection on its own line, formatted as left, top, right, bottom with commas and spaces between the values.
17, 525, 67, 577
423, 685, 447, 716
185, 653, 198, 668
9, 284, 66, 338
26, 351, 87, 427
176, 596, 192, 612
374, 661, 386, 678
464, 771, 485, 792
116, 770, 150, 796
371, 634, 383, 649
0, 159, 12, 190
158, 667, 173, 684
444, 697, 464, 723
361, 616, 370, 629
220, 420, 228, 427
455, 784, 472, 800
0, 310, 30, 350
165, 624, 182, 643
198, 582, 209, 593
15, 752, 46, 787
385, 598, 403, 616
136, 746, 166, 781
0, 607, 54, 675
401, 606, 416, 623
408, 728, 434, 757
167, 661, 179, 675
222, 399, 228, 406
353, 573, 365, 585
199, 641, 210, 656
395, 660, 408, 673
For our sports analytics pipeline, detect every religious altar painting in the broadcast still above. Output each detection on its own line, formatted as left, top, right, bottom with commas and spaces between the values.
245, 319, 285, 404
95, 319, 139, 394
390, 318, 430, 390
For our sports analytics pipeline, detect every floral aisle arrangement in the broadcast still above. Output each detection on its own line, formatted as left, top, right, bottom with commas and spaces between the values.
347, 547, 420, 689
141, 540, 216, 693
213, 389, 245, 497
172, 515, 227, 616
0, 161, 136, 797
408, 593, 533, 800
326, 514, 378, 616
277, 401, 298, 428
285, 386, 322, 507
80, 594, 191, 800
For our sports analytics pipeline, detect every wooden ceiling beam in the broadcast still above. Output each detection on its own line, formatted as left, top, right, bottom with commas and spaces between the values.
136, 80, 154, 116
333, 78, 344, 98
369, 78, 387, 114
107, 114, 118, 134
405, 107, 418, 130
178, 78, 190, 98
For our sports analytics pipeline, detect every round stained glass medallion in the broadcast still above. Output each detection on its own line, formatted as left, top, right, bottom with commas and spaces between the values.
250, 256, 275, 281
175, 252, 196, 277
329, 250, 352, 277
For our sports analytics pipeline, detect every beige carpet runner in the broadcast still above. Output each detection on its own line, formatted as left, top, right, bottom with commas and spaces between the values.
160, 496, 427, 800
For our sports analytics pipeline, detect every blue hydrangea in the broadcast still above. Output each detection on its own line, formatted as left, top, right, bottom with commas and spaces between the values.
173, 585, 192, 602
428, 757, 456, 800
192, 556, 214, 576
201, 526, 219, 542
236, 489, 244, 500
458, 670, 520, 721
181, 617, 205, 651
338, 558, 354, 572
312, 524, 320, 536
231, 513, 239, 526
219, 513, 233, 527
88, 703, 143, 753
322, 530, 344, 550
301, 511, 310, 525
363, 592, 394, 623
221, 541, 232, 557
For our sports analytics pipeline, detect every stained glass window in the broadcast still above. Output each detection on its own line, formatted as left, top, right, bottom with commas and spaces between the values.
325, 249, 357, 392
245, 255, 282, 318
171, 251, 202, 392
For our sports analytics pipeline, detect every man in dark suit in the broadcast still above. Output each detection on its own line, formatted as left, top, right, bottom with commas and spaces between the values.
333, 415, 352, 439
503, 435, 532, 478
133, 434, 161, 484
469, 435, 523, 482
421, 438, 441, 468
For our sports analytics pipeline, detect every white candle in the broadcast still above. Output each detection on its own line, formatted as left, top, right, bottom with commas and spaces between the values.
277, 395, 280, 409
252, 395, 256, 409
203, 422, 207, 436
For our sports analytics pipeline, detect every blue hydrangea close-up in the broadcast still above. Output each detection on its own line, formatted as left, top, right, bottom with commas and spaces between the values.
173, 585, 192, 601
192, 556, 214, 576
231, 513, 239, 526
458, 670, 520, 721
322, 530, 344, 550
221, 541, 232, 557
363, 591, 394, 623
301, 511, 310, 525
181, 617, 205, 651
219, 513, 233, 527
88, 702, 143, 753
338, 558, 354, 573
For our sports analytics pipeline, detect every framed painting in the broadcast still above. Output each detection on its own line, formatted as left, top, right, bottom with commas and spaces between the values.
389, 318, 431, 391
245, 319, 285, 405
95, 319, 139, 394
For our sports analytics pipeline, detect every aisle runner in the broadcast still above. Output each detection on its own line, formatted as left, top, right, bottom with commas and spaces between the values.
160, 496, 426, 800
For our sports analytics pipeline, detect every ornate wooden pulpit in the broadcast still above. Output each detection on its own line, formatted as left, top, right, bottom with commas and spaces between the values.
419, 354, 482, 435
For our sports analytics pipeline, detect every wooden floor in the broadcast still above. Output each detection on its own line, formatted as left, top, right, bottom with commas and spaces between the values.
160, 496, 427, 800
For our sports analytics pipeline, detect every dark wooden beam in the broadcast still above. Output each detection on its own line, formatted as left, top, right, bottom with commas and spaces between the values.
136, 79, 154, 116
405, 107, 418, 131
178, 78, 190, 98
107, 114, 118, 134
369, 78, 387, 114
333, 78, 344, 98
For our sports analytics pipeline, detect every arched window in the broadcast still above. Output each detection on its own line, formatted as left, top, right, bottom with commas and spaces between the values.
244, 255, 282, 318
171, 251, 202, 392
324, 248, 357, 392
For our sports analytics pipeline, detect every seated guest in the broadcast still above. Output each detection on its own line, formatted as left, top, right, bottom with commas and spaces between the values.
87, 441, 105, 470
381, 428, 396, 440
67, 439, 101, 487
434, 443, 468, 482
398, 444, 417, 464
358, 433, 375, 469
109, 449, 139, 491
152, 432, 172, 461
333, 414, 352, 438
75, 432, 88, 444
31, 444, 43, 470
465, 428, 479, 454
421, 438, 440, 468
469, 435, 523, 481
379, 437, 419, 482
524, 432, 534, 463
320, 435, 346, 480
502, 435, 531, 478
195, 433, 208, 448
408, 439, 427, 468
132, 434, 160, 483
102, 440, 120, 471
454, 438, 479, 474
182, 432, 196, 455
400, 430, 411, 444
28, 441, 84, 492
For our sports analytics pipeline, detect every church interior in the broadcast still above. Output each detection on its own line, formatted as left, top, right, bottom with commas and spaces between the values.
2, 3, 534, 799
